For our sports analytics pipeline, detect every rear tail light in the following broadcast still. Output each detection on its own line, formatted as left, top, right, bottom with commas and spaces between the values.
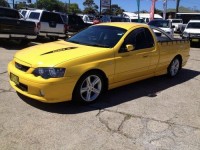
64, 24, 68, 33
37, 22, 41, 30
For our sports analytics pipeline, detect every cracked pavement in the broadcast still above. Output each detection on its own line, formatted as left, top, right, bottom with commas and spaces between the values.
0, 42, 200, 150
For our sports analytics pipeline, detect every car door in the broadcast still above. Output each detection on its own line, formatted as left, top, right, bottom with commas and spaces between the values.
114, 27, 156, 82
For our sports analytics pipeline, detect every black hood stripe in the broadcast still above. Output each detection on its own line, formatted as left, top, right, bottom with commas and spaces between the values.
41, 47, 77, 56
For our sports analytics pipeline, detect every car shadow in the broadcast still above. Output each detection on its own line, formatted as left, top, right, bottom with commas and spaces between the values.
18, 68, 200, 114
0, 38, 62, 50
0, 40, 38, 50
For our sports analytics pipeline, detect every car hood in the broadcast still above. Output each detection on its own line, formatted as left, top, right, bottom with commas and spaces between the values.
14, 40, 108, 68
184, 28, 200, 34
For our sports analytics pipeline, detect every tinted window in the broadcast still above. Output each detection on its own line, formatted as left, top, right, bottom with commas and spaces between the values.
0, 8, 19, 18
61, 14, 67, 23
41, 12, 63, 23
67, 26, 126, 48
68, 15, 84, 24
29, 12, 40, 19
21, 10, 27, 17
149, 20, 170, 28
172, 20, 182, 23
122, 28, 154, 51
187, 22, 200, 29
131, 19, 145, 23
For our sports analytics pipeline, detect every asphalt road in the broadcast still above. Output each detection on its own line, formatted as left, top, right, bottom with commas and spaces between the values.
0, 40, 200, 150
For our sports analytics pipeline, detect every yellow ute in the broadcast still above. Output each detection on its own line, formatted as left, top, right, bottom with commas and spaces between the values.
8, 22, 190, 103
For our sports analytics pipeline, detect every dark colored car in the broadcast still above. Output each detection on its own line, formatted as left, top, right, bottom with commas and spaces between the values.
60, 14, 91, 37
0, 6, 37, 44
100, 16, 129, 23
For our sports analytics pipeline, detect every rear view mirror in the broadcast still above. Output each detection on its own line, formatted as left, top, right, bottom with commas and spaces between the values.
126, 44, 135, 51
172, 25, 175, 28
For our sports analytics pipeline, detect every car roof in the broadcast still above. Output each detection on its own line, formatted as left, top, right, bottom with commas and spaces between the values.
189, 20, 200, 23
95, 22, 149, 30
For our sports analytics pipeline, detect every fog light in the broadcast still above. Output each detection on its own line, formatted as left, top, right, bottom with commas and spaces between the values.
40, 90, 45, 97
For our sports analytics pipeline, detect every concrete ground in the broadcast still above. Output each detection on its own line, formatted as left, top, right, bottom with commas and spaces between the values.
0, 40, 200, 150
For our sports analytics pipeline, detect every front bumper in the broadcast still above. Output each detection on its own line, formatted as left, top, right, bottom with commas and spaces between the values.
8, 60, 78, 103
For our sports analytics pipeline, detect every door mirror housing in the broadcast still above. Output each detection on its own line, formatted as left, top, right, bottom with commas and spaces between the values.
126, 44, 135, 51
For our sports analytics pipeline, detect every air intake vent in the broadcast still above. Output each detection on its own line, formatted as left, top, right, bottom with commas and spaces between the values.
15, 62, 30, 72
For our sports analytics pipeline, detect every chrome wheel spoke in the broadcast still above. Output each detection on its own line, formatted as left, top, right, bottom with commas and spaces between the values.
92, 78, 100, 86
80, 75, 102, 102
86, 91, 91, 101
92, 88, 100, 94
81, 87, 88, 94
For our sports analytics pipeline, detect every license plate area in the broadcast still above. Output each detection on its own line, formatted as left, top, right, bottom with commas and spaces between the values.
192, 39, 199, 42
10, 73, 19, 85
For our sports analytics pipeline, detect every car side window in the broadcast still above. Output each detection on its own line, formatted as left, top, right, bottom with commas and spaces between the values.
28, 12, 40, 20
120, 27, 154, 52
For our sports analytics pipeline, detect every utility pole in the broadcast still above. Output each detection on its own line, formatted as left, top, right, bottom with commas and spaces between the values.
176, 0, 180, 15
13, 0, 14, 8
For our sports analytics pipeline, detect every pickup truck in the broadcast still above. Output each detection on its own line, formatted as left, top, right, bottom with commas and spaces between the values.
8, 23, 190, 104
0, 7, 37, 44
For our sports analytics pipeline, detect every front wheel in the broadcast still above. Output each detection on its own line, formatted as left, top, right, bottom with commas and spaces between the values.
168, 57, 181, 77
73, 73, 105, 104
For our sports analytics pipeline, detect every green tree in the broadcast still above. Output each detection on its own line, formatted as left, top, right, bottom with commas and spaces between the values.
37, 0, 63, 11
0, 0, 10, 7
111, 4, 124, 15
68, 3, 81, 14
83, 0, 98, 14
176, 0, 180, 13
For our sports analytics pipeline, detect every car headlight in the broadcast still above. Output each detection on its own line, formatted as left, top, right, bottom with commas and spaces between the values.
33, 67, 66, 79
182, 32, 189, 38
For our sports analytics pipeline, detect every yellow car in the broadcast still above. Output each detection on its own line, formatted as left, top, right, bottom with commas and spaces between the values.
8, 23, 190, 103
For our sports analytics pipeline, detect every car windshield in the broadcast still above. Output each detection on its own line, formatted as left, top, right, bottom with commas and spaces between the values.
149, 20, 170, 28
187, 22, 200, 29
172, 20, 182, 23
131, 19, 145, 23
67, 25, 127, 48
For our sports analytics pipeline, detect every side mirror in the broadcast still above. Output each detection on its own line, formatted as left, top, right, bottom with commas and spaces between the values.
172, 25, 175, 28
126, 44, 135, 51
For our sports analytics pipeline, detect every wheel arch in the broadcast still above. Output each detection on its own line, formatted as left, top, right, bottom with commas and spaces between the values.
72, 68, 109, 100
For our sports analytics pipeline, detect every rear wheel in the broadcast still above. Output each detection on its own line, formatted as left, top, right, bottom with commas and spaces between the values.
73, 73, 105, 104
168, 57, 181, 77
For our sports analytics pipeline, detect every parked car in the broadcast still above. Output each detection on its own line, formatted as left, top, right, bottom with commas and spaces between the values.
0, 6, 37, 44
100, 16, 129, 23
25, 9, 66, 40
182, 20, 200, 45
8, 22, 190, 104
148, 19, 175, 37
77, 14, 94, 24
126, 17, 145, 23
65, 14, 90, 37
168, 19, 183, 32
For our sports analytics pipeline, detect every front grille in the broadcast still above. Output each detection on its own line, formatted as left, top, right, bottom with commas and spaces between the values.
15, 62, 30, 72
16, 83, 28, 92
190, 33, 200, 38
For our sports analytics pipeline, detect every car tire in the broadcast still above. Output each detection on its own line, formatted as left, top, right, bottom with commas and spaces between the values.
49, 37, 58, 41
167, 57, 181, 77
72, 72, 105, 104
19, 39, 30, 46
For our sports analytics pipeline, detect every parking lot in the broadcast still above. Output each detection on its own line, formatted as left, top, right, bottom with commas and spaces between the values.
0, 40, 200, 150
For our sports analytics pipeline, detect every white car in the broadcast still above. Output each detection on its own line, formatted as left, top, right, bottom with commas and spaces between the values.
148, 19, 174, 37
25, 9, 66, 40
182, 20, 200, 44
